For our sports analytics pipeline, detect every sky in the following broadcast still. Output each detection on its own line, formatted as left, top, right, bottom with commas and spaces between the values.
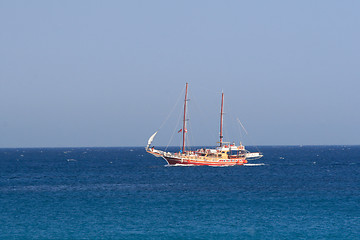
0, 1, 359, 148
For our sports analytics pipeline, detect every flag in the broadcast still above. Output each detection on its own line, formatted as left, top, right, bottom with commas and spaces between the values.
178, 128, 187, 133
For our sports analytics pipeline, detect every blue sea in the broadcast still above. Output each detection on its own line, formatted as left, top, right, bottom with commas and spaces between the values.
1, 146, 359, 239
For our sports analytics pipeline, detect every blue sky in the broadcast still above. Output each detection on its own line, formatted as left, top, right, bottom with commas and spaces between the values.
1, 1, 359, 147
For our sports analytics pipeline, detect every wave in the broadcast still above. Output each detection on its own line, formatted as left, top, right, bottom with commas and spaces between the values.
165, 164, 197, 167
244, 163, 266, 167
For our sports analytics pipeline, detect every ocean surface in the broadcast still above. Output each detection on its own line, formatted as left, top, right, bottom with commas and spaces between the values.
1, 146, 359, 239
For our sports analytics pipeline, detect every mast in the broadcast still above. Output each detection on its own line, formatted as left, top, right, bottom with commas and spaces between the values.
182, 83, 188, 153
219, 92, 224, 147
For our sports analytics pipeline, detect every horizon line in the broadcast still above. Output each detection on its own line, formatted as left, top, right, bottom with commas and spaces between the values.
0, 144, 359, 149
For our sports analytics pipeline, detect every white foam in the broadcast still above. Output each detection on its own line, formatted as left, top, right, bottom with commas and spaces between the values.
166, 164, 238, 167
165, 164, 197, 167
244, 163, 265, 166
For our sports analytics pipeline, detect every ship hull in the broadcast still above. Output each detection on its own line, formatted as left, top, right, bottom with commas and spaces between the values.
163, 156, 247, 166
146, 84, 262, 166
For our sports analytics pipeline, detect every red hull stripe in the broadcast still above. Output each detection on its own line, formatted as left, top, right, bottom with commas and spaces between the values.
163, 156, 246, 166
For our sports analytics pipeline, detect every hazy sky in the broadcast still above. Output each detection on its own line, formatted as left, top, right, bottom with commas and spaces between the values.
1, 1, 359, 147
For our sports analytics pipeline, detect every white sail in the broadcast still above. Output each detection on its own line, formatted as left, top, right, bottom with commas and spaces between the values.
146, 131, 158, 150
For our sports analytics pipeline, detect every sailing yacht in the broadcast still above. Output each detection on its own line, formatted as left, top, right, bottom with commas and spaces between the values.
146, 83, 263, 166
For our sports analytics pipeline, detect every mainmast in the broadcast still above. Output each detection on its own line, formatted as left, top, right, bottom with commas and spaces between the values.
219, 92, 224, 147
182, 83, 188, 153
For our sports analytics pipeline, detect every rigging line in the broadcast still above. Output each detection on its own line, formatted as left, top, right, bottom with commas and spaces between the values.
228, 95, 262, 153
236, 118, 248, 135
190, 92, 218, 145
236, 118, 243, 141
226, 100, 243, 143
158, 84, 186, 131
224, 95, 242, 141
232, 112, 244, 142
186, 114, 193, 150
165, 105, 183, 152
185, 88, 196, 150
185, 105, 190, 151
236, 117, 261, 153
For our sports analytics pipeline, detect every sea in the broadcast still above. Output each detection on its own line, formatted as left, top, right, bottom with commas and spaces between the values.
1, 146, 359, 239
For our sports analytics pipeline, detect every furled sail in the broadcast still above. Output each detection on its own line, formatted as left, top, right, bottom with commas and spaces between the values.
146, 131, 158, 150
